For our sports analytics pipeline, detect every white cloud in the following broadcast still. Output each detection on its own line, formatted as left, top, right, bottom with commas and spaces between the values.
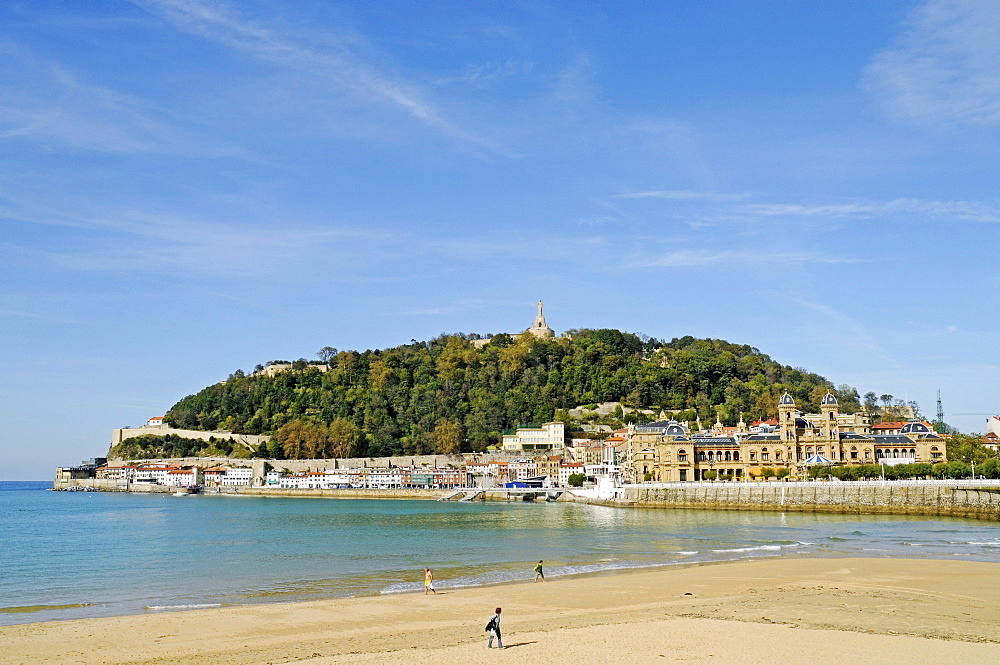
133, 0, 501, 152
863, 0, 1000, 126
626, 249, 861, 269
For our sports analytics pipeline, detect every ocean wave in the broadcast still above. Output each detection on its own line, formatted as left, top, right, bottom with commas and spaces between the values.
711, 542, 810, 554
144, 603, 223, 611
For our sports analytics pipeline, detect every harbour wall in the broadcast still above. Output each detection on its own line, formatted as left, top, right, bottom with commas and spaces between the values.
619, 481, 1000, 520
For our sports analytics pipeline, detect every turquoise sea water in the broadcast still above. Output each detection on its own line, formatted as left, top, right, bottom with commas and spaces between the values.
3, 480, 1000, 626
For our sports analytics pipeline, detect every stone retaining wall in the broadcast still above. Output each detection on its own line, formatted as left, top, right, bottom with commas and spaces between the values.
625, 483, 1000, 520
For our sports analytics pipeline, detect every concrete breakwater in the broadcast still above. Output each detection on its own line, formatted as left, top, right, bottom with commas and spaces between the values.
619, 481, 1000, 520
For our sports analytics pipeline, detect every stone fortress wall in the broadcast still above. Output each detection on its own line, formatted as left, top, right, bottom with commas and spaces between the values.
112, 426, 271, 449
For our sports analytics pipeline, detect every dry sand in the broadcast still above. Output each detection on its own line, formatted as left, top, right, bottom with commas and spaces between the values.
3, 557, 1000, 665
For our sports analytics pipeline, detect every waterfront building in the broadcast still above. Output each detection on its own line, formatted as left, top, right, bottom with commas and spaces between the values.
508, 458, 539, 480
558, 462, 585, 486
630, 392, 947, 482
203, 466, 253, 486
133, 463, 177, 484
164, 467, 200, 487
534, 455, 563, 482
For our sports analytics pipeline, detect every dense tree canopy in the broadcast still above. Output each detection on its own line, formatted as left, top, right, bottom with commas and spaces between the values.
109, 434, 250, 460
163, 330, 848, 458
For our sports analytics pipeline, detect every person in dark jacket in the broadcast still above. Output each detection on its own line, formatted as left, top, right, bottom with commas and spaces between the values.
487, 607, 503, 649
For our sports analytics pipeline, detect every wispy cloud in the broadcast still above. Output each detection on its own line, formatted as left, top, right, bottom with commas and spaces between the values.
625, 249, 862, 269
862, 0, 1000, 126
0, 49, 240, 156
743, 198, 1000, 223
134, 0, 503, 152
615, 190, 748, 202
609, 187, 1000, 225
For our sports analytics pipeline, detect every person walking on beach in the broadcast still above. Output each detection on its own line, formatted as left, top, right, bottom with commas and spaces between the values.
534, 560, 545, 582
486, 607, 503, 649
424, 568, 436, 594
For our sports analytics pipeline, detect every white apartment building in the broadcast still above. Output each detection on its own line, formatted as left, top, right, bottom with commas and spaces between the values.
502, 422, 565, 453
133, 464, 174, 484
220, 467, 253, 486
558, 462, 585, 486
163, 468, 198, 487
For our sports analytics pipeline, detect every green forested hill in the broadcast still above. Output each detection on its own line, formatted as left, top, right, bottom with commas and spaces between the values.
161, 330, 860, 459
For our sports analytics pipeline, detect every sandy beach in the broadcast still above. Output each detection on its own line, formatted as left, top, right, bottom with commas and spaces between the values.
3, 557, 999, 665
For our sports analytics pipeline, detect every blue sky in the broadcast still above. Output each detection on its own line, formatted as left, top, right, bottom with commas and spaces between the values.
2, 0, 998, 479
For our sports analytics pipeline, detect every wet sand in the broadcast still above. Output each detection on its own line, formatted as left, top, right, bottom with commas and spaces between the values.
2, 557, 999, 665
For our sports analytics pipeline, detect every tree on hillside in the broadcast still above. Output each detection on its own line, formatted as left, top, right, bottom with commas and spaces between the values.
318, 346, 339, 363
432, 420, 463, 455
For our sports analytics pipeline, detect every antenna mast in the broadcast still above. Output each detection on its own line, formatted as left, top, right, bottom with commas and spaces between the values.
935, 389, 945, 433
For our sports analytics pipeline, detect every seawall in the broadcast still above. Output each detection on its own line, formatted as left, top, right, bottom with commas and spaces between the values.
619, 481, 1000, 520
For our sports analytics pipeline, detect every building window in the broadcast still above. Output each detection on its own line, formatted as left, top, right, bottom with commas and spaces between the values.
761, 452, 769, 461
750, 452, 756, 461
678, 454, 688, 462
679, 470, 687, 481
775, 450, 782, 460
733, 451, 740, 461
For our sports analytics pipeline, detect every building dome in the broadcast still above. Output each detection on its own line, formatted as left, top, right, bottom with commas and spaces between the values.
665, 423, 686, 437
779, 392, 795, 406
821, 392, 838, 405
900, 421, 930, 434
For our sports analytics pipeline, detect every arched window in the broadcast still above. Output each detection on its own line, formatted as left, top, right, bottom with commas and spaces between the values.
909, 448, 916, 458
707, 451, 714, 461
775, 450, 782, 460
698, 451, 706, 461
725, 451, 731, 461
678, 449, 688, 462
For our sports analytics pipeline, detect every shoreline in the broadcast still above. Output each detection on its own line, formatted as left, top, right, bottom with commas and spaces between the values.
3, 557, 1000, 665
49, 478, 1000, 522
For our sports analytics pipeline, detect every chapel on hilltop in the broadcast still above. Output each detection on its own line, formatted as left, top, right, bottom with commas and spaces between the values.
472, 301, 558, 348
